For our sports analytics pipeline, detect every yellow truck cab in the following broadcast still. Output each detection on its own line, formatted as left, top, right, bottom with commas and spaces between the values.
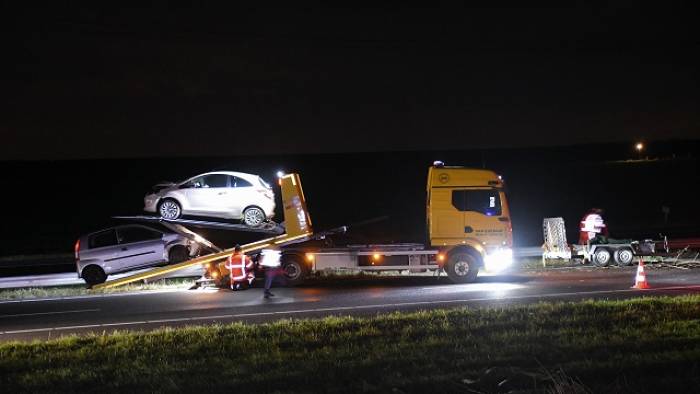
427, 161, 513, 282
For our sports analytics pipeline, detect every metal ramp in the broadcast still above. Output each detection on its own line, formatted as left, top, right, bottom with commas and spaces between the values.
113, 216, 285, 235
93, 173, 313, 289
542, 217, 571, 261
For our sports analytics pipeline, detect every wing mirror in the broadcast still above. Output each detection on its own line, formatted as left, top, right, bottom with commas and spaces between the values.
180, 181, 201, 189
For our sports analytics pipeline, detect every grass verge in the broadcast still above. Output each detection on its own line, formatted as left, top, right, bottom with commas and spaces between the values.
0, 277, 198, 301
2, 295, 699, 393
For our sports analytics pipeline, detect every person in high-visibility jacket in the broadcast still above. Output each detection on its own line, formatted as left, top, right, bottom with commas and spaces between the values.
579, 208, 608, 245
225, 245, 254, 290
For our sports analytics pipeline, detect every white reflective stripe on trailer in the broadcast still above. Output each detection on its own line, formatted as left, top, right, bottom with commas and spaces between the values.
355, 250, 438, 256
356, 265, 441, 270
310, 250, 438, 256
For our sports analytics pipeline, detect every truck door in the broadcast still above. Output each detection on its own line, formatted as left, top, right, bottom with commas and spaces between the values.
429, 188, 465, 240
453, 188, 510, 246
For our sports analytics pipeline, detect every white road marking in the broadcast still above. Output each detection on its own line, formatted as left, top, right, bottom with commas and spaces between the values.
0, 309, 100, 319
2, 284, 700, 336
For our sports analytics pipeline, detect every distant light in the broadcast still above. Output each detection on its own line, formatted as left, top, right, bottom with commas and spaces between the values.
306, 253, 315, 262
635, 142, 644, 152
276, 171, 285, 178
433, 160, 445, 167
372, 253, 381, 260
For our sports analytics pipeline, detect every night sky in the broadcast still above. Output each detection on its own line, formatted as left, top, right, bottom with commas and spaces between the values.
3, 4, 698, 160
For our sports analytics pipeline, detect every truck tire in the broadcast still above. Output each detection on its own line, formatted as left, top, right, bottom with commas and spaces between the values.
282, 256, 309, 286
82, 265, 107, 287
593, 248, 611, 267
445, 253, 479, 283
614, 248, 634, 266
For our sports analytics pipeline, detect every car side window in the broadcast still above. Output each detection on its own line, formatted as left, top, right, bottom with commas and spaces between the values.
118, 227, 162, 244
89, 229, 118, 249
231, 176, 253, 188
201, 174, 228, 188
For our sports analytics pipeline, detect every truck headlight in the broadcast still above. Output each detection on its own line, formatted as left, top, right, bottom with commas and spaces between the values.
484, 248, 513, 273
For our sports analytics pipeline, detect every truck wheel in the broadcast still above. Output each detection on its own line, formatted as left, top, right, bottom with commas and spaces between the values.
282, 256, 308, 286
614, 248, 634, 266
445, 253, 479, 283
82, 265, 107, 286
168, 246, 189, 264
593, 248, 611, 267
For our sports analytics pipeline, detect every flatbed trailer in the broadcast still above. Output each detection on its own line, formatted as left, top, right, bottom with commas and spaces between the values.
92, 173, 314, 290
542, 217, 700, 267
578, 240, 659, 267
274, 243, 442, 285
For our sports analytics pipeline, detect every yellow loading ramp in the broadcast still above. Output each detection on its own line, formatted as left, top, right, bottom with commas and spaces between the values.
93, 173, 313, 290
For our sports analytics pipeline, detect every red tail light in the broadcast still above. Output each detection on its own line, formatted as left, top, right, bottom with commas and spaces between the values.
74, 239, 80, 260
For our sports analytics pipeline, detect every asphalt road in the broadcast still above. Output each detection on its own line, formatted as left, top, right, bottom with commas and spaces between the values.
2, 267, 700, 342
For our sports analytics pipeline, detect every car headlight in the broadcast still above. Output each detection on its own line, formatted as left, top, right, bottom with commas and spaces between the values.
484, 248, 513, 272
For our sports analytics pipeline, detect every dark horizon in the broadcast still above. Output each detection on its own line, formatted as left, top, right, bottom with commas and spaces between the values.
1, 138, 697, 163
3, 4, 699, 161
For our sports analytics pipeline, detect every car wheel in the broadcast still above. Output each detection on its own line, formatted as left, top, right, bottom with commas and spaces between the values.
158, 199, 182, 220
614, 248, 634, 266
82, 265, 107, 286
593, 248, 611, 267
282, 256, 309, 286
446, 253, 479, 283
243, 207, 266, 227
168, 246, 189, 264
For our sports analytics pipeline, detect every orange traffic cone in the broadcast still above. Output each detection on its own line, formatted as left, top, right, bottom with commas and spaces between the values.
631, 258, 650, 289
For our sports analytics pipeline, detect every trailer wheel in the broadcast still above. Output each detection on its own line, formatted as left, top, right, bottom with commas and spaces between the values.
593, 248, 612, 267
614, 248, 634, 266
82, 265, 107, 287
282, 256, 308, 286
445, 253, 479, 283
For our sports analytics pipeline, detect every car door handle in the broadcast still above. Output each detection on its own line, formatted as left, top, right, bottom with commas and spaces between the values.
121, 247, 128, 251
218, 192, 227, 195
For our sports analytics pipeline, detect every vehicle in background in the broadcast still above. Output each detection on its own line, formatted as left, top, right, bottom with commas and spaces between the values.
75, 224, 199, 286
143, 171, 275, 227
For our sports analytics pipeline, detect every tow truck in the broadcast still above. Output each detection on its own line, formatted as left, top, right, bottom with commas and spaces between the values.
94, 162, 514, 289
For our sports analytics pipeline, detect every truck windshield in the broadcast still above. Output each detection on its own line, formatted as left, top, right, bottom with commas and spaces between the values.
451, 189, 502, 216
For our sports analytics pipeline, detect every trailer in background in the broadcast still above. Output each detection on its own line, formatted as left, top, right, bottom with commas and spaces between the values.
541, 217, 700, 267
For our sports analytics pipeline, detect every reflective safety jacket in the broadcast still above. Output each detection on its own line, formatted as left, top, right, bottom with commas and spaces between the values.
579, 211, 608, 244
225, 252, 254, 284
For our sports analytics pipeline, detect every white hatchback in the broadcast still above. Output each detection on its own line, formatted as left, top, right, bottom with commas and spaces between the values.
144, 171, 276, 226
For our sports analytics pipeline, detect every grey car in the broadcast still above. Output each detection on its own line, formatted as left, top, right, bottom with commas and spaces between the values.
75, 224, 198, 286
